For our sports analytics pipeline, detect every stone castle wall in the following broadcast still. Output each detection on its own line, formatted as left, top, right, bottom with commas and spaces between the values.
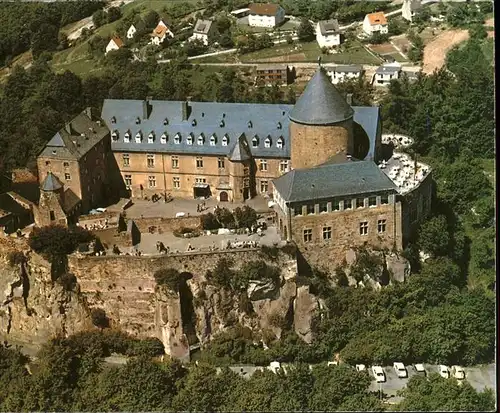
131, 215, 202, 233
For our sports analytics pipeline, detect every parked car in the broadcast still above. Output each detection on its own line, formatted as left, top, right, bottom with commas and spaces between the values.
452, 365, 466, 380
356, 364, 366, 372
414, 363, 426, 375
372, 365, 386, 383
439, 365, 450, 379
393, 362, 408, 378
327, 361, 339, 366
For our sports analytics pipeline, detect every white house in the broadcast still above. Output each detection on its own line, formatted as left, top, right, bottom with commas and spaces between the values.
402, 0, 422, 22
188, 19, 217, 46
105, 36, 124, 55
126, 24, 137, 39
248, 3, 285, 28
323, 64, 363, 85
316, 19, 342, 48
373, 62, 401, 86
150, 20, 174, 45
363, 12, 388, 36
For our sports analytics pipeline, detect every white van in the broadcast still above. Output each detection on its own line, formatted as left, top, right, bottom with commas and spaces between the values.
372, 365, 386, 383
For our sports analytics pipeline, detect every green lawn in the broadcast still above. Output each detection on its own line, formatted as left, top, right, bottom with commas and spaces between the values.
239, 41, 382, 65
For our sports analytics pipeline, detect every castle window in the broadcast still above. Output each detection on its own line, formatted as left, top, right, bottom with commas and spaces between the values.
210, 134, 217, 146
135, 117, 141, 124
63, 162, 69, 168
148, 132, 155, 143
260, 180, 268, 193
171, 156, 179, 169
222, 135, 229, 146
248, 120, 253, 128
303, 229, 312, 243
323, 226, 332, 240
277, 121, 282, 130
111, 116, 116, 124
356, 197, 365, 208
293, 205, 302, 216
381, 194, 389, 204
147, 154, 155, 168
173, 177, 180, 189
369, 196, 377, 207
252, 136, 259, 148
218, 157, 225, 169
160, 133, 167, 144
197, 134, 204, 145
344, 199, 352, 209
135, 132, 142, 143
65, 173, 71, 180
279, 160, 289, 173
124, 175, 132, 188
264, 137, 271, 148
277, 137, 284, 149
259, 159, 267, 172
124, 132, 130, 143
187, 134, 193, 145
196, 157, 203, 168
45, 161, 50, 166
111, 131, 119, 141
148, 175, 156, 188
378, 219, 386, 233
333, 200, 340, 211
319, 202, 327, 213
163, 118, 168, 125
174, 133, 181, 144
359, 221, 368, 235
122, 154, 130, 167
306, 204, 315, 215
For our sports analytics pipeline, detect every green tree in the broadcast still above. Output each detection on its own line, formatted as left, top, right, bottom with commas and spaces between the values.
92, 9, 106, 27
417, 215, 450, 257
297, 18, 315, 42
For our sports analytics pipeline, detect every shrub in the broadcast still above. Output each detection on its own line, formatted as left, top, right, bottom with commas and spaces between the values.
260, 245, 279, 260
91, 308, 109, 329
173, 227, 200, 238
58, 272, 77, 291
201, 212, 220, 230
154, 268, 183, 292
7, 251, 26, 267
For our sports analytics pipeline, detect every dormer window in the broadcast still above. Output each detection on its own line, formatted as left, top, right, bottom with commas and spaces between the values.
124, 131, 130, 143
111, 130, 118, 142
277, 122, 282, 130
148, 132, 155, 143
252, 136, 259, 148
163, 118, 168, 125
192, 119, 197, 126
222, 135, 229, 146
160, 133, 167, 144
277, 136, 284, 149
111, 116, 116, 124
186, 134, 193, 145
197, 134, 204, 145
264, 137, 271, 148
220, 119, 225, 127
135, 132, 142, 143
174, 133, 181, 144
248, 121, 253, 128
135, 117, 141, 125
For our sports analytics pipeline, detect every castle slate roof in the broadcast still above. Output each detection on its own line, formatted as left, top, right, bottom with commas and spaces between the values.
41, 172, 63, 192
272, 161, 397, 203
101, 99, 380, 160
288, 68, 355, 125
40, 108, 109, 160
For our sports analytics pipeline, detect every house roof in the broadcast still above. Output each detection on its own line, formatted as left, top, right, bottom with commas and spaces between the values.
256, 64, 288, 71
41, 172, 63, 192
63, 188, 81, 212
288, 67, 354, 125
272, 161, 397, 203
249, 3, 282, 16
324, 64, 363, 73
0, 193, 29, 218
366, 12, 387, 26
318, 19, 340, 36
39, 108, 110, 160
152, 25, 168, 38
376, 65, 401, 74
101, 99, 380, 160
111, 36, 124, 47
193, 19, 213, 35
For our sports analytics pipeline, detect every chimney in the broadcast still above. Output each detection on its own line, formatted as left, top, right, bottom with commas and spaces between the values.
346, 93, 353, 105
181, 101, 191, 121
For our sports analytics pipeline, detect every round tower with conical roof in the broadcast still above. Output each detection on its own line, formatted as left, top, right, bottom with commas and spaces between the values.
288, 66, 354, 170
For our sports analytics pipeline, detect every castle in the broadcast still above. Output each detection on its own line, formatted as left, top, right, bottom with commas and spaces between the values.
30, 65, 432, 265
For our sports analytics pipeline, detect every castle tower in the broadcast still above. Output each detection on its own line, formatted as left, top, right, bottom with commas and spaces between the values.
227, 135, 254, 201
34, 172, 68, 226
288, 66, 354, 170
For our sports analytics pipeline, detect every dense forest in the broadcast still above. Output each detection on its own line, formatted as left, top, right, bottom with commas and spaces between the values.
0, 331, 495, 412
